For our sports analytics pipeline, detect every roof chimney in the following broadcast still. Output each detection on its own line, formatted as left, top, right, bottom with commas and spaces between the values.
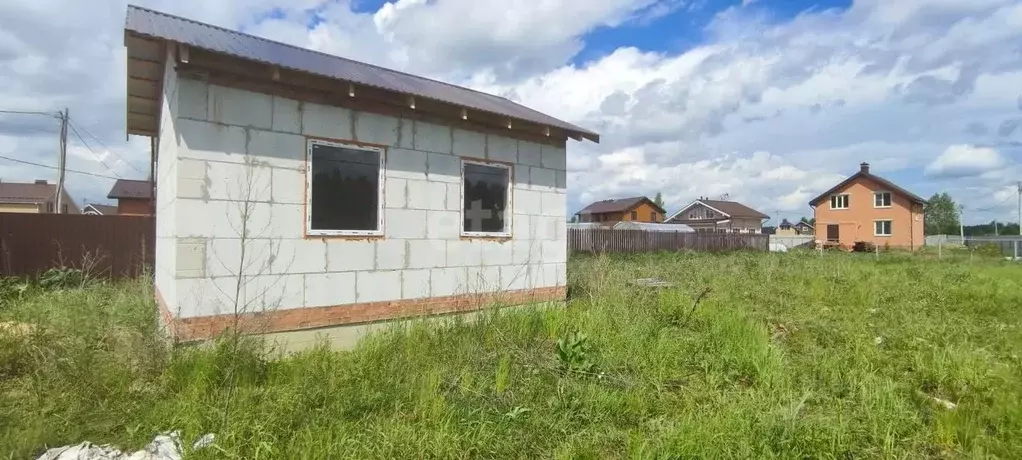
859, 162, 870, 174
34, 179, 48, 185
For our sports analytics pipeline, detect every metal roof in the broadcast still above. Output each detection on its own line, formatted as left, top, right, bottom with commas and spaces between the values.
107, 179, 152, 200
124, 5, 598, 142
577, 196, 664, 215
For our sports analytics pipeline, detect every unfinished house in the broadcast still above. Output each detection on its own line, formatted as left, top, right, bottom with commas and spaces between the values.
122, 6, 599, 346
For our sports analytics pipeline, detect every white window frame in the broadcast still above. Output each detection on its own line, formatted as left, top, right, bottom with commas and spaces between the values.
305, 138, 386, 237
873, 191, 892, 208
460, 158, 513, 238
874, 220, 892, 237
830, 194, 849, 210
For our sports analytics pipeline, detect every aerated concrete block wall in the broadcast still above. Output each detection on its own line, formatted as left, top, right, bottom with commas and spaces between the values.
154, 72, 568, 320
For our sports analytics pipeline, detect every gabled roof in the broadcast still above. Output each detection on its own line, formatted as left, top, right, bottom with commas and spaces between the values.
808, 167, 926, 206
84, 204, 119, 215
668, 199, 769, 221
123, 5, 598, 143
577, 196, 666, 215
107, 179, 152, 200
0, 181, 57, 203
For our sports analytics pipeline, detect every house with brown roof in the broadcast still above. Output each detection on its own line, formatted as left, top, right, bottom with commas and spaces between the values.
83, 203, 119, 216
665, 198, 768, 233
0, 180, 80, 214
107, 179, 152, 215
575, 196, 666, 224
810, 162, 926, 249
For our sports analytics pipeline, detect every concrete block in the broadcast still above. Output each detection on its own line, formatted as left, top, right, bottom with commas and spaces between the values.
427, 152, 460, 183
445, 183, 461, 211
272, 167, 305, 204
272, 96, 302, 133
375, 239, 407, 270
178, 158, 206, 180
426, 210, 461, 239
556, 170, 566, 189
177, 178, 206, 200
271, 238, 327, 274
385, 177, 408, 209
514, 164, 529, 188
513, 239, 542, 265
248, 129, 305, 170
355, 111, 399, 146
386, 148, 428, 181
408, 239, 446, 269
500, 265, 529, 291
304, 272, 356, 308
542, 240, 567, 264
385, 209, 427, 239
533, 215, 559, 241
209, 200, 272, 238
327, 240, 375, 272
401, 269, 431, 299
430, 267, 467, 297
206, 238, 272, 278
208, 84, 272, 129
175, 278, 227, 318
447, 240, 483, 267
515, 190, 542, 216
531, 167, 557, 193
268, 204, 306, 239
302, 102, 353, 139
452, 128, 486, 157
175, 199, 224, 238
541, 191, 566, 217
487, 135, 517, 163
356, 270, 401, 303
513, 214, 532, 240
397, 118, 414, 149
539, 263, 560, 288
175, 238, 207, 278
464, 266, 501, 294
408, 180, 447, 211
555, 262, 567, 287
177, 78, 208, 120
177, 119, 247, 163
541, 144, 567, 171
481, 241, 513, 266
413, 121, 452, 154
242, 273, 305, 311
518, 141, 543, 167
205, 161, 272, 202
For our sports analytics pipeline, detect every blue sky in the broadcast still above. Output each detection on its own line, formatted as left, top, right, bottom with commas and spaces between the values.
0, 0, 1019, 225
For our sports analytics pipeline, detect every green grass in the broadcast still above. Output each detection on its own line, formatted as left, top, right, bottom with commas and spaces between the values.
2, 252, 1022, 459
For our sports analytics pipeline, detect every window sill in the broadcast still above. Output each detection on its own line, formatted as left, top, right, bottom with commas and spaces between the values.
306, 231, 385, 240
873, 206, 892, 209
461, 233, 512, 241
829, 208, 849, 211
874, 234, 892, 237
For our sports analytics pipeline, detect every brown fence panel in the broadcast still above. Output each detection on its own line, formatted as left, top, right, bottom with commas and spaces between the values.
568, 228, 768, 254
0, 213, 154, 278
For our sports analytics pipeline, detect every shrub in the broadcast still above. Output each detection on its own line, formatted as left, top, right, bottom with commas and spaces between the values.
852, 241, 877, 253
974, 243, 1003, 257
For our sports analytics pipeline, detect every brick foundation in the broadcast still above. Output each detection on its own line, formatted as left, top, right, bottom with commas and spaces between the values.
156, 286, 566, 342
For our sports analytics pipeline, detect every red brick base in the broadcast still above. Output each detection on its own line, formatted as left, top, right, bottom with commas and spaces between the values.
156, 286, 567, 342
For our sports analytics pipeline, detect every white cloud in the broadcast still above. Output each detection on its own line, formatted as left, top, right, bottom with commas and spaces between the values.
925, 144, 1005, 178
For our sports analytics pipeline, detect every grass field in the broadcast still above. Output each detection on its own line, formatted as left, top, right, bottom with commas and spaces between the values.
2, 252, 1021, 459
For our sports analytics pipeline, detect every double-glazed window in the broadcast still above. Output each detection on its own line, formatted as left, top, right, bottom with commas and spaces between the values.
306, 139, 384, 236
874, 220, 892, 236
462, 160, 511, 237
874, 191, 892, 208
830, 194, 849, 209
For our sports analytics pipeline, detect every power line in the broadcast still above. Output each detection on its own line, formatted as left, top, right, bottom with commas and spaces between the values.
967, 189, 1017, 213
68, 120, 145, 175
0, 109, 59, 116
0, 154, 121, 180
67, 122, 122, 179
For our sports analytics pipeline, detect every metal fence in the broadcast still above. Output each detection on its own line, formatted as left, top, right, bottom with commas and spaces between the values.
769, 235, 815, 250
568, 228, 768, 254
0, 213, 154, 278
925, 234, 1022, 259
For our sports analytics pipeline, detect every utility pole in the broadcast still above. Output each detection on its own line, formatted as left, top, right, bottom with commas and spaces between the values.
958, 204, 965, 242
55, 108, 68, 214
1017, 181, 1021, 236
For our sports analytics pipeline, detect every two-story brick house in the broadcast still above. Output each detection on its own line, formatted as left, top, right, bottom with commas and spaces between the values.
810, 163, 926, 249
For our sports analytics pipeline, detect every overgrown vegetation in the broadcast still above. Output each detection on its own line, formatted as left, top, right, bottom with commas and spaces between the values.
2, 252, 1022, 458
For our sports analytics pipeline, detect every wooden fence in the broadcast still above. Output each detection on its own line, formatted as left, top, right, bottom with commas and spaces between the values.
568, 228, 769, 254
0, 213, 154, 278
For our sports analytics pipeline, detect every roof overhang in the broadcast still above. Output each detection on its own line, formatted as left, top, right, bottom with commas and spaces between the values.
123, 33, 599, 145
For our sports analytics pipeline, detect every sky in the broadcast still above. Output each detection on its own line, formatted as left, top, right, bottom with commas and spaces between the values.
0, 0, 1020, 224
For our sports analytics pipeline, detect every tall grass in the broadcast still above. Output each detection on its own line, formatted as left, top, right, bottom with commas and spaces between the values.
2, 252, 1021, 458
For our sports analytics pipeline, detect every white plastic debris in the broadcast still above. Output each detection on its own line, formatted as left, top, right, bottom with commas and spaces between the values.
874, 336, 884, 345
36, 431, 214, 460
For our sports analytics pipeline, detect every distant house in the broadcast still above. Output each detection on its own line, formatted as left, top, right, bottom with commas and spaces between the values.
809, 162, 926, 249
107, 179, 152, 216
575, 196, 666, 224
776, 219, 814, 236
665, 198, 768, 233
83, 203, 119, 215
0, 180, 80, 214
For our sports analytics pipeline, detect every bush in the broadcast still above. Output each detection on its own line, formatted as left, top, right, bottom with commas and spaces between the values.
974, 243, 1003, 257
852, 241, 877, 253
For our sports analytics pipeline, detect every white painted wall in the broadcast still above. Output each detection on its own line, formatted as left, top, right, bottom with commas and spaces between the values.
154, 72, 568, 320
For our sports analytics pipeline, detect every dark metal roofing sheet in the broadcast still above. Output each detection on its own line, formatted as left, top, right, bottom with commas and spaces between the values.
124, 5, 598, 139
